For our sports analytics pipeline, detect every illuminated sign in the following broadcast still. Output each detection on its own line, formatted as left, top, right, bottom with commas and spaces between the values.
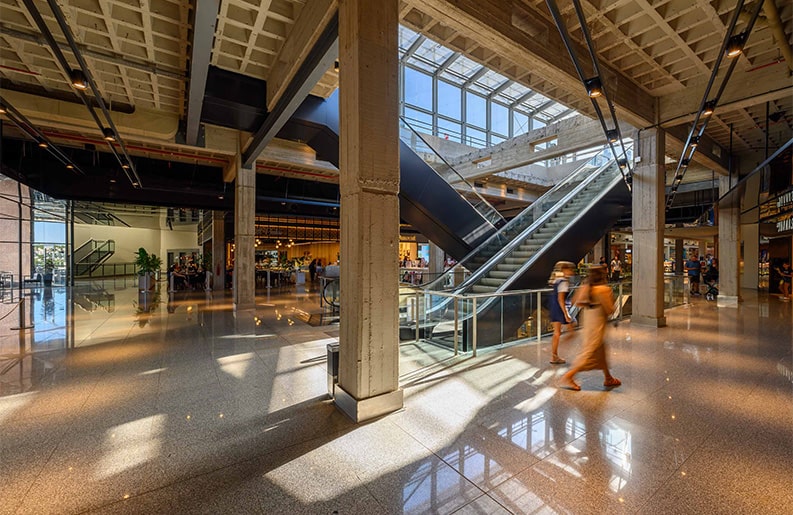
777, 190, 793, 209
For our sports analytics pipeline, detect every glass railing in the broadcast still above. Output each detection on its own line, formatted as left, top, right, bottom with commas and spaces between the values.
400, 117, 505, 229
399, 277, 688, 352
425, 150, 621, 293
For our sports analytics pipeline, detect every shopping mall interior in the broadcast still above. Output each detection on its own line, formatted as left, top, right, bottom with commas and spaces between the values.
1, 0, 792, 513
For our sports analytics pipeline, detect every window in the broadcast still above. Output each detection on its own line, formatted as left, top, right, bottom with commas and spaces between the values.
437, 118, 462, 143
491, 101, 509, 136
466, 92, 486, 128
513, 111, 529, 136
465, 126, 487, 148
437, 80, 461, 120
404, 67, 432, 111
403, 107, 433, 134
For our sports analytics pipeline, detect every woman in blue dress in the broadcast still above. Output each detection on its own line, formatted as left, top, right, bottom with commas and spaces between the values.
548, 261, 576, 364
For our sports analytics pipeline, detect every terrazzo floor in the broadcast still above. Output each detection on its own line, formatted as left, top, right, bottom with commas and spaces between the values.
0, 278, 791, 514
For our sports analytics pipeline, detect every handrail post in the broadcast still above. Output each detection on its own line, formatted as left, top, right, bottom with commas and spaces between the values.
618, 282, 623, 320
453, 296, 459, 355
415, 291, 420, 342
472, 297, 477, 357
537, 290, 542, 343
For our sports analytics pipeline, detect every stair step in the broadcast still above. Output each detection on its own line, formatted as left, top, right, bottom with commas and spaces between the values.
480, 278, 504, 287
495, 263, 521, 272
471, 285, 498, 294
489, 271, 513, 279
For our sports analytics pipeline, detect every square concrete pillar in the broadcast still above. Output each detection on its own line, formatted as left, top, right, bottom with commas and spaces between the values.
233, 164, 256, 311
718, 175, 741, 306
742, 223, 759, 290
335, 0, 403, 422
631, 128, 666, 327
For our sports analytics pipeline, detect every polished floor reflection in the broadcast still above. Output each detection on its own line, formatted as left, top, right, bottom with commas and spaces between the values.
1, 280, 791, 514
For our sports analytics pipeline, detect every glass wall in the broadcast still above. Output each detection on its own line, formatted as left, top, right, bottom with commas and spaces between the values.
399, 26, 577, 149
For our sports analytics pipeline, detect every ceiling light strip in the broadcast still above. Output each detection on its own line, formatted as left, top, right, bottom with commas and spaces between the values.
545, 0, 633, 190
665, 0, 764, 210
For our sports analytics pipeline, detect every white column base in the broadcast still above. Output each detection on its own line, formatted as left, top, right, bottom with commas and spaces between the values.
334, 386, 404, 423
631, 315, 667, 328
717, 295, 740, 308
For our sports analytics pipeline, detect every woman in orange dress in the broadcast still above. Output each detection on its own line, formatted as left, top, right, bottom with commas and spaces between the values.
559, 265, 621, 391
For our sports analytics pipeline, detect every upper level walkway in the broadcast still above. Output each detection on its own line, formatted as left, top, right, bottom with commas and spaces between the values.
0, 279, 790, 513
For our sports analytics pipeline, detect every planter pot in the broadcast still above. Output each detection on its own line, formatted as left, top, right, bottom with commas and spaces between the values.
138, 272, 156, 291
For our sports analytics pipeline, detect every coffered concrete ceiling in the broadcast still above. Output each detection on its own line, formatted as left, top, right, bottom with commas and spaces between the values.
0, 0, 790, 181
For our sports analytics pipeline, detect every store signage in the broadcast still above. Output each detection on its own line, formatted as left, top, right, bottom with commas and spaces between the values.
777, 215, 793, 233
778, 190, 793, 209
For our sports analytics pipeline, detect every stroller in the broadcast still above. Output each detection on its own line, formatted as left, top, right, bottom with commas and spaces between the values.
704, 266, 719, 301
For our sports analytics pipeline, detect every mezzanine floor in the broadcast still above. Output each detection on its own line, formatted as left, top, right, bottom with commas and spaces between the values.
0, 278, 791, 514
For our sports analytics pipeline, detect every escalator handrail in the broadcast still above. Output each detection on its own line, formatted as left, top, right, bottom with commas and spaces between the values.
399, 117, 505, 228
493, 161, 624, 294
453, 159, 617, 295
425, 155, 611, 292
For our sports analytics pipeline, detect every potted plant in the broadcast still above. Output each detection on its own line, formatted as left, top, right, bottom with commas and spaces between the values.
134, 247, 161, 291
43, 258, 55, 286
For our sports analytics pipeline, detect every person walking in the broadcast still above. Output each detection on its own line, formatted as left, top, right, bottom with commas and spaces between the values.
559, 265, 621, 391
548, 261, 576, 365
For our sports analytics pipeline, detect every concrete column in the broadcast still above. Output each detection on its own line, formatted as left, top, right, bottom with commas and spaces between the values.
335, 0, 403, 422
233, 163, 256, 311
718, 176, 741, 306
428, 242, 445, 280
631, 128, 666, 327
212, 210, 226, 290
742, 223, 759, 290
675, 238, 684, 275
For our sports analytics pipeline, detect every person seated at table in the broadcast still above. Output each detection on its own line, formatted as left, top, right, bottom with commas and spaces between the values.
170, 264, 188, 290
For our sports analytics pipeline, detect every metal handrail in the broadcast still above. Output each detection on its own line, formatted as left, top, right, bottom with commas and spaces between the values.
400, 117, 505, 228
425, 154, 613, 292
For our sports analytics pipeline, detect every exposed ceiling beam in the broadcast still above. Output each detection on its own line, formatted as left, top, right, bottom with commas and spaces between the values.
185, 0, 220, 146
266, 0, 338, 111
242, 14, 339, 169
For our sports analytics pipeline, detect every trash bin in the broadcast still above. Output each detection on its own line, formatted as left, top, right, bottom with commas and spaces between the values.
327, 342, 339, 398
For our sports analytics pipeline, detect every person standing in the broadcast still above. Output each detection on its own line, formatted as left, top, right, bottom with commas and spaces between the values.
308, 259, 317, 282
609, 254, 622, 282
685, 252, 701, 295
559, 266, 621, 391
775, 260, 792, 300
548, 261, 576, 365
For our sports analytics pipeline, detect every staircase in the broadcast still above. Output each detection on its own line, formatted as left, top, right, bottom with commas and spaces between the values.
74, 240, 116, 277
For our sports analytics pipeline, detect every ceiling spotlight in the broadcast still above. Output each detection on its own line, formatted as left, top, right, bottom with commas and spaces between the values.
681, 158, 690, 168
606, 129, 619, 143
109, 178, 117, 183
702, 100, 716, 117
132, 181, 139, 187
584, 77, 603, 98
726, 32, 747, 58
218, 194, 224, 200
102, 127, 116, 142
690, 136, 700, 148
334, 60, 340, 72
617, 158, 627, 169
0, 105, 6, 114
69, 69, 88, 90
121, 163, 130, 169
38, 141, 48, 149
66, 164, 74, 170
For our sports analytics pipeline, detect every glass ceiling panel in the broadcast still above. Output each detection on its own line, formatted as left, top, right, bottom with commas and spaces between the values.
399, 26, 422, 53
396, 25, 578, 126
412, 39, 456, 66
443, 54, 482, 81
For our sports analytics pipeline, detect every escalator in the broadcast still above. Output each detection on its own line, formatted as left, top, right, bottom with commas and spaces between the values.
422, 154, 631, 349
279, 91, 503, 262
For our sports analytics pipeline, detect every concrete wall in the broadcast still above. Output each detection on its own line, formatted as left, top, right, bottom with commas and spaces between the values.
0, 177, 31, 278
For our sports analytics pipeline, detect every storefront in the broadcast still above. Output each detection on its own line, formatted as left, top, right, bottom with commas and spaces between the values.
759, 187, 793, 294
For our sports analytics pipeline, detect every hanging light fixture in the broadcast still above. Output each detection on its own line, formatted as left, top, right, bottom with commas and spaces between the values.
606, 129, 619, 143
584, 77, 603, 98
69, 69, 88, 90
618, 158, 627, 169
38, 140, 48, 148
690, 136, 700, 148
702, 100, 716, 117
725, 32, 747, 58
102, 127, 116, 142
0, 105, 6, 114
334, 60, 340, 72
681, 158, 690, 168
